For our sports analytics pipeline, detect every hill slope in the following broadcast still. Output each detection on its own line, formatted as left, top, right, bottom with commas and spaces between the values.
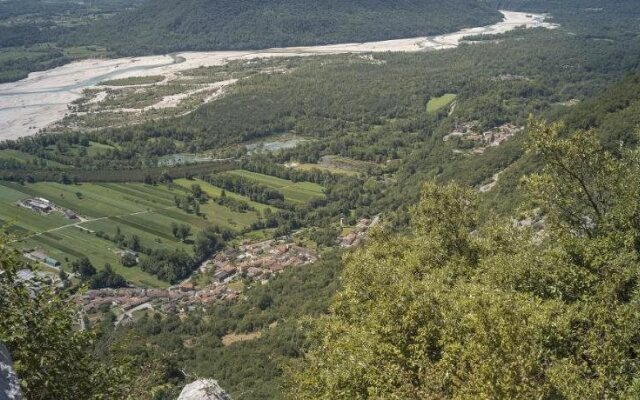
77, 0, 502, 55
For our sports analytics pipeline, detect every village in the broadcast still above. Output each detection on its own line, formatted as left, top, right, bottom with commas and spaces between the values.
77, 236, 320, 323
13, 189, 381, 323
443, 121, 522, 154
77, 217, 380, 323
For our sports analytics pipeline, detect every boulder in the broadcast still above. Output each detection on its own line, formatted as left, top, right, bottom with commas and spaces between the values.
0, 342, 22, 400
177, 379, 231, 400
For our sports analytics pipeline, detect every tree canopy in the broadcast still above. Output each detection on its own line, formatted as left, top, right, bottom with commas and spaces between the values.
287, 120, 640, 399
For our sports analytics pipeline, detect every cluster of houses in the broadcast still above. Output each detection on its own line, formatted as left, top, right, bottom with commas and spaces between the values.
444, 122, 522, 154
18, 197, 78, 220
79, 238, 319, 316
339, 216, 381, 248
205, 238, 318, 283
78, 222, 388, 320
77, 286, 241, 316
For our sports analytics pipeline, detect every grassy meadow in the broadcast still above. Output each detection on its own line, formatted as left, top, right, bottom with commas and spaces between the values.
227, 170, 325, 204
426, 93, 457, 114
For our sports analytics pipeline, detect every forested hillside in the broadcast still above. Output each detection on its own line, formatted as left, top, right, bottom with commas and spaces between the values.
290, 121, 640, 398
0, 0, 145, 82
74, 0, 502, 55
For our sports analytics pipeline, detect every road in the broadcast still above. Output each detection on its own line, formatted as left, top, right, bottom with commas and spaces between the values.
115, 302, 154, 326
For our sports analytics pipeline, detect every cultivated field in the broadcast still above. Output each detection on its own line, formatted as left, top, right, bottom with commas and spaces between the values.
0, 180, 264, 287
174, 178, 273, 212
227, 170, 325, 204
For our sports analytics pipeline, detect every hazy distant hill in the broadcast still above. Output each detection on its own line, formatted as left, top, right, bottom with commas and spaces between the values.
78, 0, 502, 55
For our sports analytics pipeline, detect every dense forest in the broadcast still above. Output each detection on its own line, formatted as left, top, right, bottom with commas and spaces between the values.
290, 121, 640, 398
75, 0, 501, 55
0, 0, 145, 82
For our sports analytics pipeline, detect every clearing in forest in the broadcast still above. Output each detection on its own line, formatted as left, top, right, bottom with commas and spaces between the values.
227, 170, 325, 204
427, 93, 457, 114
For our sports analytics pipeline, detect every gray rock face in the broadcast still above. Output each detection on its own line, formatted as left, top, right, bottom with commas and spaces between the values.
0, 342, 22, 400
177, 379, 231, 400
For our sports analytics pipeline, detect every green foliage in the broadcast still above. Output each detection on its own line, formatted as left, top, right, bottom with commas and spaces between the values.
121, 252, 138, 267
288, 121, 640, 399
0, 0, 139, 82
78, 0, 500, 56
0, 237, 126, 399
99, 76, 165, 86
72, 256, 97, 278
91, 263, 128, 289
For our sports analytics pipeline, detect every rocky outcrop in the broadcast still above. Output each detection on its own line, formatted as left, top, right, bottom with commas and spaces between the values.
0, 342, 22, 400
177, 379, 231, 400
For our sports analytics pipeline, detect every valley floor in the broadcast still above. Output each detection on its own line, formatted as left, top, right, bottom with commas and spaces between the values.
0, 11, 556, 140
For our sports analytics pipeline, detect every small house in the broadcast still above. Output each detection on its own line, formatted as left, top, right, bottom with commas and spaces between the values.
27, 199, 52, 213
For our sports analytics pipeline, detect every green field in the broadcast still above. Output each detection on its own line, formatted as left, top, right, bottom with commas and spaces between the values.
0, 149, 69, 169
294, 163, 358, 176
227, 170, 325, 204
0, 181, 263, 287
174, 178, 273, 212
426, 93, 457, 113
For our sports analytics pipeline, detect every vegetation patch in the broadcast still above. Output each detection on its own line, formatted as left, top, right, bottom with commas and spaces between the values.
227, 170, 325, 204
221, 331, 262, 347
98, 75, 165, 86
426, 93, 457, 114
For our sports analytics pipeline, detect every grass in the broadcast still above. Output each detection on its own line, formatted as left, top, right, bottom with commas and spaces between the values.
294, 163, 358, 176
0, 149, 69, 169
227, 170, 325, 204
86, 142, 115, 157
0, 180, 263, 287
174, 178, 273, 213
427, 93, 457, 114
17, 228, 168, 288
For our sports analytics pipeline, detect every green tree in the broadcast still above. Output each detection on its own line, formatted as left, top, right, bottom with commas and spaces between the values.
72, 256, 96, 278
121, 252, 138, 267
177, 224, 191, 242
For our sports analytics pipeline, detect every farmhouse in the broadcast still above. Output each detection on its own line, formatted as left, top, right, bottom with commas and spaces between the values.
22, 198, 53, 213
339, 215, 381, 248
